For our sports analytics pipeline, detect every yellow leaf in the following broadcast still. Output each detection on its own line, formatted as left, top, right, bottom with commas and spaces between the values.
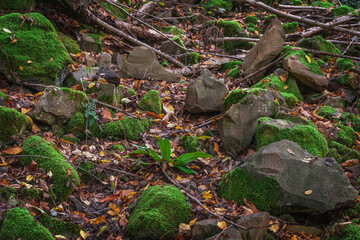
55, 235, 67, 239
80, 230, 88, 239
304, 190, 313, 195
88, 82, 95, 88
189, 218, 197, 226
291, 235, 298, 240
305, 55, 311, 63
217, 221, 227, 230
21, 108, 31, 114
5, 147, 23, 155
202, 190, 213, 200
269, 220, 280, 232
99, 151, 105, 156
89, 215, 106, 225
19, 66, 24, 71
26, 175, 33, 182
283, 85, 288, 90
279, 73, 288, 83
97, 225, 107, 237
176, 175, 182, 180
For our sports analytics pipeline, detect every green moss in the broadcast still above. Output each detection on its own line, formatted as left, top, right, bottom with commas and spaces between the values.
213, 20, 243, 54
228, 67, 240, 78
127, 185, 192, 240
221, 88, 265, 112
330, 224, 360, 240
77, 160, 101, 184
112, 144, 125, 151
0, 13, 72, 84
0, 91, 9, 101
220, 168, 281, 212
335, 74, 350, 86
59, 87, 86, 110
291, 0, 303, 6
102, 1, 128, 20
245, 15, 257, 25
0, 207, 53, 240
316, 105, 338, 118
138, 90, 162, 114
38, 214, 81, 239
62, 135, 80, 143
184, 52, 201, 65
246, 23, 256, 28
58, 33, 80, 54
171, 36, 185, 49
255, 117, 328, 157
18, 187, 42, 201
202, 0, 233, 11
161, 26, 184, 36
335, 58, 355, 71
313, 35, 341, 58
283, 22, 299, 34
311, 1, 334, 8
221, 61, 242, 71
102, 117, 152, 141
128, 88, 136, 96
317, 59, 326, 67
340, 113, 360, 132
336, 124, 356, 147
66, 112, 86, 138
0, 106, 31, 144
0, 185, 16, 200
248, 27, 256, 33
328, 141, 360, 162
0, 0, 35, 11
283, 47, 324, 75
180, 135, 201, 153
333, 5, 355, 16
280, 92, 298, 108
86, 33, 102, 53
21, 136, 80, 200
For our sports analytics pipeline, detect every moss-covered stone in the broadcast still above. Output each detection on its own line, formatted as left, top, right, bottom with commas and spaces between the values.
335, 58, 355, 71
330, 224, 360, 240
220, 61, 242, 71
58, 32, 80, 54
127, 185, 192, 240
333, 5, 355, 16
38, 214, 81, 239
221, 88, 265, 112
283, 46, 324, 75
283, 22, 299, 34
296, 36, 341, 61
316, 105, 338, 118
317, 59, 326, 67
21, 136, 80, 200
280, 92, 298, 108
138, 90, 162, 114
0, 13, 72, 84
336, 124, 356, 147
255, 117, 328, 157
202, 0, 233, 11
213, 20, 243, 54
180, 135, 201, 152
245, 15, 257, 25
18, 187, 42, 201
328, 141, 360, 162
220, 168, 281, 212
102, 117, 152, 141
0, 106, 31, 145
171, 36, 185, 51
0, 185, 16, 200
161, 26, 184, 36
227, 67, 240, 78
66, 112, 86, 138
311, 1, 334, 8
0, 207, 54, 240
183, 52, 201, 65
86, 33, 103, 53
0, 91, 9, 101
0, 0, 35, 11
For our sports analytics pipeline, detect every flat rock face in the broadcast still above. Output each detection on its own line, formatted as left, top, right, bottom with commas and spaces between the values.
119, 46, 179, 82
219, 89, 281, 154
185, 69, 229, 113
242, 18, 285, 83
283, 54, 328, 91
242, 140, 358, 213
31, 86, 86, 125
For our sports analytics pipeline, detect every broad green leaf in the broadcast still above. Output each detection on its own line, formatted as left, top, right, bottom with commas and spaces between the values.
148, 149, 162, 162
158, 138, 171, 163
176, 165, 195, 174
131, 149, 148, 155
174, 152, 212, 166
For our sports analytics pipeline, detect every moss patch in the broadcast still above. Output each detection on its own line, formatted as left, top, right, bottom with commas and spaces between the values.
0, 0, 35, 11
21, 136, 80, 200
38, 214, 81, 238
0, 207, 54, 240
180, 135, 201, 152
127, 185, 192, 240
202, 0, 233, 11
335, 58, 355, 71
328, 141, 360, 162
0, 106, 31, 144
0, 91, 9, 101
220, 168, 281, 212
283, 22, 299, 34
336, 124, 356, 147
138, 90, 162, 114
0, 185, 16, 200
0, 13, 72, 84
66, 112, 86, 138
58, 32, 80, 54
183, 52, 201, 65
245, 15, 257, 25
311, 1, 334, 8
255, 117, 328, 157
330, 224, 360, 240
18, 187, 42, 201
221, 88, 265, 112
333, 5, 355, 16
283, 46, 324, 75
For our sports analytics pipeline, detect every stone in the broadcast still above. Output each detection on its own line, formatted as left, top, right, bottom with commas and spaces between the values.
185, 69, 229, 113
305, 92, 327, 104
93, 67, 120, 85
220, 140, 358, 213
219, 89, 281, 154
283, 54, 328, 91
236, 212, 270, 240
65, 66, 94, 87
97, 52, 112, 67
86, 82, 124, 106
85, 53, 96, 67
80, 33, 102, 53
323, 96, 345, 108
31, 86, 86, 125
205, 227, 241, 240
242, 18, 285, 83
119, 46, 180, 82
115, 53, 125, 69
192, 219, 221, 240
342, 87, 358, 104
160, 39, 185, 55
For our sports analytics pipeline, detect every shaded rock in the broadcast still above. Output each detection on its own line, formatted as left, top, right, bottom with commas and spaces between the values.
119, 46, 179, 82
160, 39, 185, 55
114, 53, 125, 69
287, 225, 322, 236
80, 33, 102, 53
219, 89, 281, 154
342, 87, 358, 104
220, 140, 358, 213
192, 219, 221, 240
236, 212, 270, 240
138, 90, 162, 114
283, 54, 327, 91
85, 53, 96, 67
255, 117, 328, 157
65, 66, 94, 87
323, 96, 345, 108
97, 52, 112, 67
305, 92, 327, 104
93, 67, 120, 85
242, 18, 285, 83
206, 227, 241, 240
185, 69, 228, 113
86, 82, 124, 106
31, 86, 86, 125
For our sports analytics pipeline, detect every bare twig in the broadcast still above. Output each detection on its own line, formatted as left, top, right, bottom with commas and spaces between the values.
96, 100, 138, 119
342, 36, 357, 55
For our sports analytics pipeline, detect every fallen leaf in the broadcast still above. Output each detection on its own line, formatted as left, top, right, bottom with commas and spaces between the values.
217, 221, 227, 230
89, 215, 106, 225
304, 190, 313, 195
26, 175, 33, 182
3, 28, 11, 33
269, 220, 280, 233
48, 58, 54, 62
287, 148, 295, 155
80, 230, 88, 239
305, 55, 311, 63
189, 218, 197, 226
5, 147, 22, 155
202, 190, 213, 200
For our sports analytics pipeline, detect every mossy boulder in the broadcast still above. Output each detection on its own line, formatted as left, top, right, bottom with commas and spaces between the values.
38, 214, 82, 239
183, 52, 201, 65
255, 117, 328, 157
220, 61, 243, 71
0, 185, 17, 200
138, 90, 162, 114
0, 106, 31, 146
221, 88, 264, 112
336, 124, 356, 147
296, 35, 341, 60
80, 33, 103, 53
332, 5, 355, 16
66, 112, 86, 138
202, 0, 233, 11
0, 13, 72, 85
227, 67, 240, 78
210, 20, 242, 54
58, 32, 80, 54
18, 187, 42, 201
0, 207, 54, 240
86, 82, 124, 106
335, 58, 355, 71
330, 224, 360, 239
311, 1, 334, 8
245, 15, 258, 25
102, 117, 152, 141
0, 0, 35, 12
0, 91, 8, 101
21, 136, 80, 200
127, 185, 192, 240
283, 22, 299, 34
328, 141, 360, 162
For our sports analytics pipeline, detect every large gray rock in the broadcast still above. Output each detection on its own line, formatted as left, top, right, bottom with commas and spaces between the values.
283, 54, 328, 91
31, 86, 86, 125
119, 46, 180, 82
219, 89, 281, 154
185, 69, 228, 113
65, 66, 94, 87
242, 18, 285, 83
228, 140, 358, 213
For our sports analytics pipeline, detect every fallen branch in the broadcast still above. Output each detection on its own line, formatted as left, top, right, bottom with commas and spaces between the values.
278, 4, 328, 11
134, 1, 157, 18
302, 48, 360, 61
96, 100, 138, 119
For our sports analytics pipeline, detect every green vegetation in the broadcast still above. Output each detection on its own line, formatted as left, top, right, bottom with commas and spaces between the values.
336, 124, 356, 147
0, 0, 35, 11
227, 67, 240, 78
127, 185, 192, 240
255, 117, 328, 157
221, 88, 265, 112
291, 0, 303, 6
0, 91, 9, 101
0, 106, 31, 144
0, 185, 16, 200
183, 52, 201, 65
332, 5, 355, 16
101, 1, 128, 20
18, 187, 42, 201
220, 168, 281, 212
311, 1, 334, 8
138, 90, 162, 114
180, 135, 201, 152
21, 136, 80, 200
112, 144, 125, 151
38, 214, 81, 239
283, 22, 299, 34
58, 33, 80, 54
202, 0, 233, 11
328, 141, 360, 162
0, 13, 72, 84
283, 46, 324, 75
330, 224, 360, 240
0, 207, 53, 240
317, 59, 326, 67
87, 33, 103, 53
335, 58, 355, 71
220, 61, 242, 71
171, 36, 186, 53
245, 15, 257, 25
316, 105, 338, 118
66, 112, 86, 138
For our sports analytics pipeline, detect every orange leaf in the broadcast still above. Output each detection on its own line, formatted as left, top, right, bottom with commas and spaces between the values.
99, 192, 121, 202
217, 221, 227, 230
5, 147, 22, 155
146, 111, 162, 119
101, 108, 113, 121
89, 215, 106, 225
48, 58, 54, 62
70, 84, 82, 90
19, 66, 24, 71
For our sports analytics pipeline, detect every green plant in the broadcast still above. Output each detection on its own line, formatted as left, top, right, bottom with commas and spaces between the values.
132, 138, 211, 174
83, 99, 98, 127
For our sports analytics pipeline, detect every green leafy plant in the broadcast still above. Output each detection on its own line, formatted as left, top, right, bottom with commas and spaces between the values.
132, 138, 211, 174
83, 99, 98, 126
